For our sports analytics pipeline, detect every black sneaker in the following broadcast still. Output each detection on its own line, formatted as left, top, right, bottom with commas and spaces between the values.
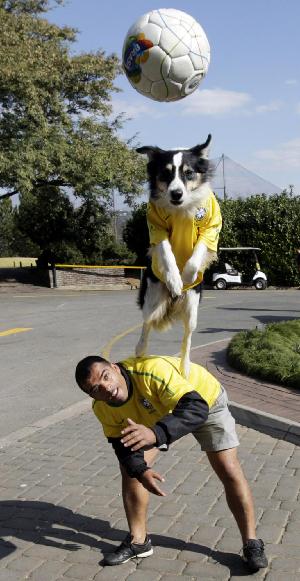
103, 534, 153, 566
243, 539, 268, 572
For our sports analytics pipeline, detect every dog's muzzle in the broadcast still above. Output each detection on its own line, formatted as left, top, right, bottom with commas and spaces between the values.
170, 189, 183, 205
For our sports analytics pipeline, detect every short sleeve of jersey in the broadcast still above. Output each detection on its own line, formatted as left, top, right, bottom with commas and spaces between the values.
147, 203, 169, 246
198, 193, 222, 252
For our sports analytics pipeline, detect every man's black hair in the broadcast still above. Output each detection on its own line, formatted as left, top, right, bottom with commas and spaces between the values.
75, 355, 109, 392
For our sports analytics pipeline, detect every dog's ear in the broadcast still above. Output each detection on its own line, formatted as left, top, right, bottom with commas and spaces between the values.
190, 134, 212, 159
136, 146, 164, 160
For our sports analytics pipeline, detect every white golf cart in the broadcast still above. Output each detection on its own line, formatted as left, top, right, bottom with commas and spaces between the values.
212, 247, 267, 290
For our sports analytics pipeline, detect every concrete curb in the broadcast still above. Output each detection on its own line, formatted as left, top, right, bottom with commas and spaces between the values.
0, 395, 299, 450
229, 401, 300, 445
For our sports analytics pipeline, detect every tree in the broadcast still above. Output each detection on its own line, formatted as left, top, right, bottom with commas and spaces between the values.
16, 186, 82, 262
0, 0, 145, 205
123, 203, 149, 265
218, 192, 300, 286
74, 197, 134, 264
0, 197, 16, 255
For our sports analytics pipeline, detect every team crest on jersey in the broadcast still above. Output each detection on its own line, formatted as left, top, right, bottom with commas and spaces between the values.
195, 207, 207, 221
140, 398, 155, 413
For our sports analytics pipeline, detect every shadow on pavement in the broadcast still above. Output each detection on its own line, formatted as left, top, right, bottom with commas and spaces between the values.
0, 500, 250, 575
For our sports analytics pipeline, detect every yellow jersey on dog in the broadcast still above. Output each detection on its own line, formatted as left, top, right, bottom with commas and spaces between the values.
147, 190, 222, 290
92, 355, 221, 438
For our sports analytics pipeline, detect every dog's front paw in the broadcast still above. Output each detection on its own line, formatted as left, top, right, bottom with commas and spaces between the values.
165, 270, 183, 297
182, 260, 199, 285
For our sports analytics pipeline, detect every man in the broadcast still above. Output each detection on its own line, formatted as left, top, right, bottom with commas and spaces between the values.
75, 354, 268, 572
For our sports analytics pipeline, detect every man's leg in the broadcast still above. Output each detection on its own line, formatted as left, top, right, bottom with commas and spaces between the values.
120, 448, 159, 543
206, 447, 268, 572
206, 447, 256, 543
103, 448, 159, 565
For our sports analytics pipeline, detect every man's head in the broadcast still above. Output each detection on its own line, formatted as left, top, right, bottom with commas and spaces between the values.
75, 355, 128, 404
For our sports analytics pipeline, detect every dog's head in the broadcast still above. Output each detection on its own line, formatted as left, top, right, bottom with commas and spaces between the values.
136, 134, 213, 212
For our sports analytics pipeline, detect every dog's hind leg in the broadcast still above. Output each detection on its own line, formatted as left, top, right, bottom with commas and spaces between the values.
180, 289, 201, 379
136, 321, 151, 357
136, 279, 170, 357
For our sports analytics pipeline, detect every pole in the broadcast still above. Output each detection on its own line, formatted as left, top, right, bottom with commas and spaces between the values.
222, 154, 227, 201
112, 190, 118, 241
52, 264, 57, 288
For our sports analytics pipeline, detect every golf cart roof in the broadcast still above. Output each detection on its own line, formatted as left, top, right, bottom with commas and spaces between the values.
219, 247, 261, 251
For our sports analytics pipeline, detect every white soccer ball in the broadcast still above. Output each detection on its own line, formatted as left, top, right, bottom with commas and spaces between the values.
122, 8, 210, 102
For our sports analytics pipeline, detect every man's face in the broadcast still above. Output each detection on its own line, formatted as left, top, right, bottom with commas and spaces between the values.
83, 362, 128, 404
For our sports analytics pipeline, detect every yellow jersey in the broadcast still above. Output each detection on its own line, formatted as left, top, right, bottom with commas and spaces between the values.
147, 191, 222, 290
93, 355, 221, 438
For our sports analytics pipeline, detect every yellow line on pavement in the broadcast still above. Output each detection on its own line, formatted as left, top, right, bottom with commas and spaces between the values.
102, 323, 142, 360
101, 304, 215, 359
0, 327, 33, 337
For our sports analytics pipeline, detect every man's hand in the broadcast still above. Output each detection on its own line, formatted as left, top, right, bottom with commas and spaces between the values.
139, 469, 166, 496
121, 418, 157, 451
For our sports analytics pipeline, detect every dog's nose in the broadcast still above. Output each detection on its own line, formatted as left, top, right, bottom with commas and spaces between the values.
170, 189, 183, 201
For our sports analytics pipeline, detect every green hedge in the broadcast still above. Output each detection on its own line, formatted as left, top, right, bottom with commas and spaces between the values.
227, 320, 300, 389
123, 192, 300, 286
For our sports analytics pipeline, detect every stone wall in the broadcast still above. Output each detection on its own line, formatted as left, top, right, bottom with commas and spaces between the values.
51, 267, 142, 290
0, 266, 142, 290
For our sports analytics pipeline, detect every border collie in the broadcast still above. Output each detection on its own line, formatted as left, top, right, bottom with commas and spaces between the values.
135, 134, 222, 378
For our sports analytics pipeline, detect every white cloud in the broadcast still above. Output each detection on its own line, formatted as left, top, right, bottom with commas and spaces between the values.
255, 101, 282, 113
112, 98, 164, 120
254, 137, 300, 169
285, 79, 298, 85
180, 88, 252, 116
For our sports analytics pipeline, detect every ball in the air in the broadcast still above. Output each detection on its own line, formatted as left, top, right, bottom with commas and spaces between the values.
122, 8, 210, 102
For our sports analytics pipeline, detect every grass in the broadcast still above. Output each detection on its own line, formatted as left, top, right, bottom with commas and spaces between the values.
227, 319, 300, 389
0, 257, 37, 267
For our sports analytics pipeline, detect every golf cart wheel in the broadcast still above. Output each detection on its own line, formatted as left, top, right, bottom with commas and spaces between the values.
215, 278, 227, 290
255, 278, 267, 290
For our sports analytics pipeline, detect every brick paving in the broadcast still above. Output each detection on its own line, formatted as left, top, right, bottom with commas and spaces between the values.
0, 295, 299, 580
0, 398, 299, 580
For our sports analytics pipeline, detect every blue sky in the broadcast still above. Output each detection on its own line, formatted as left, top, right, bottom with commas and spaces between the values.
50, 0, 300, 202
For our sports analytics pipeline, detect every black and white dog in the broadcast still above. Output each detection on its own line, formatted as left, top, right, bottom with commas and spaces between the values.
135, 134, 222, 378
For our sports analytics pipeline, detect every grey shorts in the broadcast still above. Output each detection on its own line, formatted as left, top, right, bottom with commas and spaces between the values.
192, 385, 239, 452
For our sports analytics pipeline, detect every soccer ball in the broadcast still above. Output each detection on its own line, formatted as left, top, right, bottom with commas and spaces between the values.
122, 8, 210, 102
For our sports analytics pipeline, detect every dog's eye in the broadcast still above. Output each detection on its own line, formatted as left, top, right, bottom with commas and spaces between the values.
185, 170, 196, 180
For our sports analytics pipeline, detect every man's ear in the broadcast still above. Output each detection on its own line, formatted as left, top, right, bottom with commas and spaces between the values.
190, 134, 212, 159
111, 362, 122, 374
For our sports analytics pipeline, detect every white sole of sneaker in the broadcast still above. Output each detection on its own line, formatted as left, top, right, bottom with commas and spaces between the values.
135, 548, 153, 558
118, 548, 153, 564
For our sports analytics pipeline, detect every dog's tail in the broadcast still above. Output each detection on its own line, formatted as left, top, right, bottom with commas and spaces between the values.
147, 294, 184, 331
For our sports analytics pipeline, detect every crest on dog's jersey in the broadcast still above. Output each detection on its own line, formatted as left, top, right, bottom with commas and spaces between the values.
194, 207, 207, 221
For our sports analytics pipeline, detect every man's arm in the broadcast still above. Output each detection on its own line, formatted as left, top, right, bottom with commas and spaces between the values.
152, 390, 208, 448
121, 390, 209, 453
108, 436, 149, 479
108, 390, 209, 479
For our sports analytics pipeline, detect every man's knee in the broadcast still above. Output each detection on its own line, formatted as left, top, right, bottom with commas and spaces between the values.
208, 448, 245, 484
